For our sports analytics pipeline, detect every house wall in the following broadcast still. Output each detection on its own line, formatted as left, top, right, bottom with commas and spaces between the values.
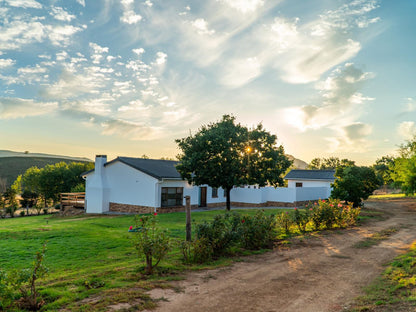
85, 157, 334, 214
288, 180, 332, 188
295, 187, 329, 202
104, 162, 158, 210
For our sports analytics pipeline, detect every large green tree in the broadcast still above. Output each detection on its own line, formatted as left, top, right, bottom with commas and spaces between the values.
331, 165, 381, 207
392, 137, 416, 195
18, 162, 93, 206
175, 115, 292, 210
308, 157, 355, 170
373, 155, 396, 187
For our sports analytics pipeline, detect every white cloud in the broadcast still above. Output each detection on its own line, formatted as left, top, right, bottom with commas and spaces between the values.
0, 97, 57, 119
120, 0, 142, 25
191, 19, 215, 35
404, 97, 416, 112
100, 119, 161, 140
217, 0, 264, 13
89, 42, 109, 64
284, 63, 374, 153
155, 52, 167, 65
4, 0, 42, 9
46, 25, 84, 46
398, 121, 416, 140
220, 57, 261, 87
133, 48, 145, 56
50, 7, 76, 22
42, 68, 105, 99
17, 64, 47, 74
76, 0, 85, 7
144, 0, 153, 7
0, 59, 15, 68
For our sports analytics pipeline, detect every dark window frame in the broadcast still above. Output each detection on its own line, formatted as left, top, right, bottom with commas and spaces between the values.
295, 182, 303, 187
161, 187, 183, 207
211, 187, 218, 198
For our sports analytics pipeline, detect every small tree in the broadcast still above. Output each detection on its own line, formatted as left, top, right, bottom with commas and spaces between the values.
3, 188, 18, 218
331, 166, 380, 207
176, 115, 291, 210
132, 214, 171, 274
391, 137, 416, 195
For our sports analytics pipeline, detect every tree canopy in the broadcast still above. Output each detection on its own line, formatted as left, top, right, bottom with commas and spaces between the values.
17, 161, 93, 206
331, 165, 380, 207
308, 157, 355, 170
175, 115, 292, 210
391, 137, 416, 195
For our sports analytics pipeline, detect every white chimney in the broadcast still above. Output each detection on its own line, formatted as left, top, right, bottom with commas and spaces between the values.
86, 155, 108, 214
94, 155, 107, 176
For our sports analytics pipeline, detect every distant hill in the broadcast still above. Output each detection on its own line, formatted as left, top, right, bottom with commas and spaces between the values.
0, 150, 91, 162
287, 155, 308, 169
0, 150, 92, 188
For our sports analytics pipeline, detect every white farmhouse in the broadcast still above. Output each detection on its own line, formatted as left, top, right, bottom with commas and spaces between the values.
82, 155, 335, 214
284, 169, 335, 199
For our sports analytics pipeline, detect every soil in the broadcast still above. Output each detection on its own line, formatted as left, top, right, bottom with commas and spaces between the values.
145, 199, 416, 312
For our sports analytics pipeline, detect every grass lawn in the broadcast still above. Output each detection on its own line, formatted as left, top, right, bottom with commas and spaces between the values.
349, 242, 416, 311
0, 208, 285, 311
369, 193, 412, 200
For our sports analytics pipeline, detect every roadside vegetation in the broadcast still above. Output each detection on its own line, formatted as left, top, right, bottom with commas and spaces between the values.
0, 198, 361, 311
349, 241, 416, 311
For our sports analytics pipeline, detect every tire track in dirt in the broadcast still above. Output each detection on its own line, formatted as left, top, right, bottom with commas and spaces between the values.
146, 199, 416, 312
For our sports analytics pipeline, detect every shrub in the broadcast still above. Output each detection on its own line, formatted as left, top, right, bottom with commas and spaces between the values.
0, 243, 48, 311
43, 208, 48, 215
276, 211, 293, 234
5, 205, 17, 218
195, 212, 241, 257
239, 210, 276, 250
306, 199, 360, 230
20, 211, 25, 217
180, 237, 213, 264
291, 207, 310, 233
132, 214, 171, 275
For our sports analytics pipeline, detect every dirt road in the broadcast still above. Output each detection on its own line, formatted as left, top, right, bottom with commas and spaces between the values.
147, 199, 416, 312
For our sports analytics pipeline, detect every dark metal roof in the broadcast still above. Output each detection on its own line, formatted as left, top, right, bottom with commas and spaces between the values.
105, 157, 181, 180
284, 169, 335, 181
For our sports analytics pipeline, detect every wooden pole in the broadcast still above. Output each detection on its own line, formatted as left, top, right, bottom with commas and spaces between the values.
185, 196, 191, 242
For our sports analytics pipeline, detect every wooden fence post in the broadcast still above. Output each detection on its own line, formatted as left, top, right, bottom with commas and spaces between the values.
185, 196, 191, 242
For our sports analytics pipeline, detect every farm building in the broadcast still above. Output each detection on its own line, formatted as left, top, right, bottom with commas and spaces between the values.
82, 155, 335, 214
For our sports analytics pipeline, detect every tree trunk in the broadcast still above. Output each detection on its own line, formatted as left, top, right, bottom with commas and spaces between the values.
226, 187, 231, 211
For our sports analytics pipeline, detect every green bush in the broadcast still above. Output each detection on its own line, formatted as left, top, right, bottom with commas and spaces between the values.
131, 214, 171, 275
276, 211, 293, 234
306, 199, 359, 230
239, 210, 276, 250
180, 237, 213, 264
290, 207, 310, 233
195, 212, 241, 257
0, 243, 48, 311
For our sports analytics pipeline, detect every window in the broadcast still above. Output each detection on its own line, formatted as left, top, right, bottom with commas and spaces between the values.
161, 187, 183, 207
296, 182, 303, 187
212, 187, 218, 198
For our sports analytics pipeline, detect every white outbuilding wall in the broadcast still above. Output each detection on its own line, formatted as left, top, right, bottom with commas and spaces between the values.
84, 156, 334, 213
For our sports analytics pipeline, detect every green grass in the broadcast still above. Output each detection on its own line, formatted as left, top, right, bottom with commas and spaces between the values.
353, 227, 399, 249
0, 208, 286, 311
369, 193, 411, 200
349, 242, 416, 311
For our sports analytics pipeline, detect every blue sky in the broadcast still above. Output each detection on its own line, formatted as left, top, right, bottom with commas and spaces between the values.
0, 0, 415, 164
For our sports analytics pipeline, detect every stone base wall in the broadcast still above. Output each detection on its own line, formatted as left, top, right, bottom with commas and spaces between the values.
109, 200, 314, 214
109, 202, 153, 214
206, 202, 226, 208
156, 206, 185, 213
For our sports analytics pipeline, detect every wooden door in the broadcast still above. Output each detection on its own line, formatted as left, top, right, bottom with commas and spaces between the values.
199, 187, 207, 207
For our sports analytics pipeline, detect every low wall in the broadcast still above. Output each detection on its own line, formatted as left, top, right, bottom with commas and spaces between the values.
109, 202, 153, 214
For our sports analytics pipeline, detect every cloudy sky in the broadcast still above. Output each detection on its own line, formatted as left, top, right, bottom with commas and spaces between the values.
0, 0, 415, 164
